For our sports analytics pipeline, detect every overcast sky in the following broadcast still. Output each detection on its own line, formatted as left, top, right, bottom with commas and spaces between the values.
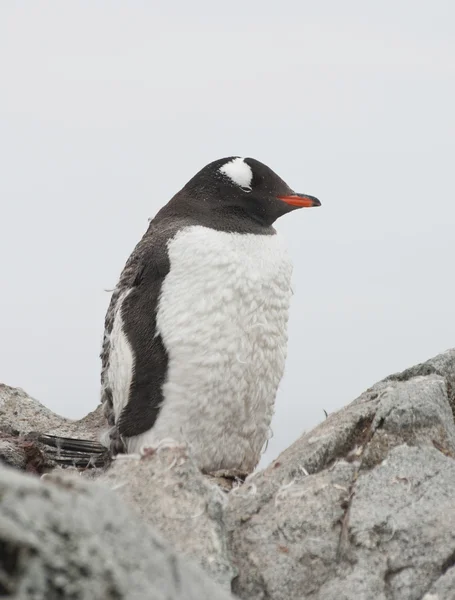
1, 1, 454, 467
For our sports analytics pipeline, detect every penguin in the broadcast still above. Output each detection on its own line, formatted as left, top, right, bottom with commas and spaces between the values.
40, 157, 321, 475
100, 156, 320, 474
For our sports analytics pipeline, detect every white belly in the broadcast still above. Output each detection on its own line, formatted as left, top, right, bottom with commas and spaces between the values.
127, 225, 293, 473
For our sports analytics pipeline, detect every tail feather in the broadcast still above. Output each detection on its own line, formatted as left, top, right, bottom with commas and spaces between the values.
33, 434, 111, 469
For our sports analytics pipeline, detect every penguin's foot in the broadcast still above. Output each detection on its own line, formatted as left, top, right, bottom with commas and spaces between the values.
206, 468, 249, 482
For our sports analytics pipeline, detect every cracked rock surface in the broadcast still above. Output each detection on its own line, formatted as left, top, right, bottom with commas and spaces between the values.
226, 349, 455, 599
1, 349, 455, 599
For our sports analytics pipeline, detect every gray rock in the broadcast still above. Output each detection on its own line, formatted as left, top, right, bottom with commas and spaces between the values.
0, 383, 105, 440
346, 445, 455, 600
422, 565, 455, 600
0, 464, 234, 600
100, 445, 236, 590
226, 348, 455, 599
3, 349, 455, 600
0, 384, 105, 473
0, 433, 50, 473
361, 374, 455, 469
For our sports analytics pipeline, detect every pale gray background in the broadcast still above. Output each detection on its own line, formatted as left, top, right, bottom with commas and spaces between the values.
1, 1, 454, 467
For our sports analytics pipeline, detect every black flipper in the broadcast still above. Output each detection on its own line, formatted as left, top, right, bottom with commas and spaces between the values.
116, 243, 170, 439
100, 221, 173, 449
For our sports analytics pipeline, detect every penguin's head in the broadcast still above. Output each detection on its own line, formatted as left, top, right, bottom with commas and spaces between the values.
181, 156, 321, 227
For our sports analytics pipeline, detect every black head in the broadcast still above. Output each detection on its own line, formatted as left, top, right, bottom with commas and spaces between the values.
158, 156, 321, 232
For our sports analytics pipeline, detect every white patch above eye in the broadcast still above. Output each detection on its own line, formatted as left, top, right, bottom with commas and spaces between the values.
219, 157, 253, 190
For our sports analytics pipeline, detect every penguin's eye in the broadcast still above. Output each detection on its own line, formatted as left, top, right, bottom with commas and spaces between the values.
240, 186, 252, 193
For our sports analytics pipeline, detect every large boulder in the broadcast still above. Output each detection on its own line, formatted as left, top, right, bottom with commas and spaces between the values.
225, 349, 455, 599
0, 464, 234, 599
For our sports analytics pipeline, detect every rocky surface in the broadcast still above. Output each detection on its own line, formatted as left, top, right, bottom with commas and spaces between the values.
0, 383, 105, 440
100, 446, 236, 589
0, 464, 234, 600
0, 384, 106, 473
1, 349, 455, 599
226, 349, 455, 599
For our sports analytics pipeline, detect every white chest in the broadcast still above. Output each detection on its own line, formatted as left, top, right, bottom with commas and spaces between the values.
128, 226, 293, 472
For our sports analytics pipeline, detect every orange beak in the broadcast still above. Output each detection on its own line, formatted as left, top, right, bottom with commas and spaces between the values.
277, 193, 321, 208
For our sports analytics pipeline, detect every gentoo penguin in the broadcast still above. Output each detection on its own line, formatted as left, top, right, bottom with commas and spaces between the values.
99, 156, 320, 474
37, 157, 320, 474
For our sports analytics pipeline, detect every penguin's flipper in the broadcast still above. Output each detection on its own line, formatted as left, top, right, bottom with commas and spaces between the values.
101, 234, 172, 442
116, 247, 171, 439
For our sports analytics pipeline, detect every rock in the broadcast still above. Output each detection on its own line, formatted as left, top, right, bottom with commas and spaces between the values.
0, 383, 105, 439
0, 463, 234, 600
345, 445, 455, 600
0, 384, 105, 473
2, 349, 455, 599
0, 433, 51, 473
226, 348, 455, 599
100, 445, 236, 590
